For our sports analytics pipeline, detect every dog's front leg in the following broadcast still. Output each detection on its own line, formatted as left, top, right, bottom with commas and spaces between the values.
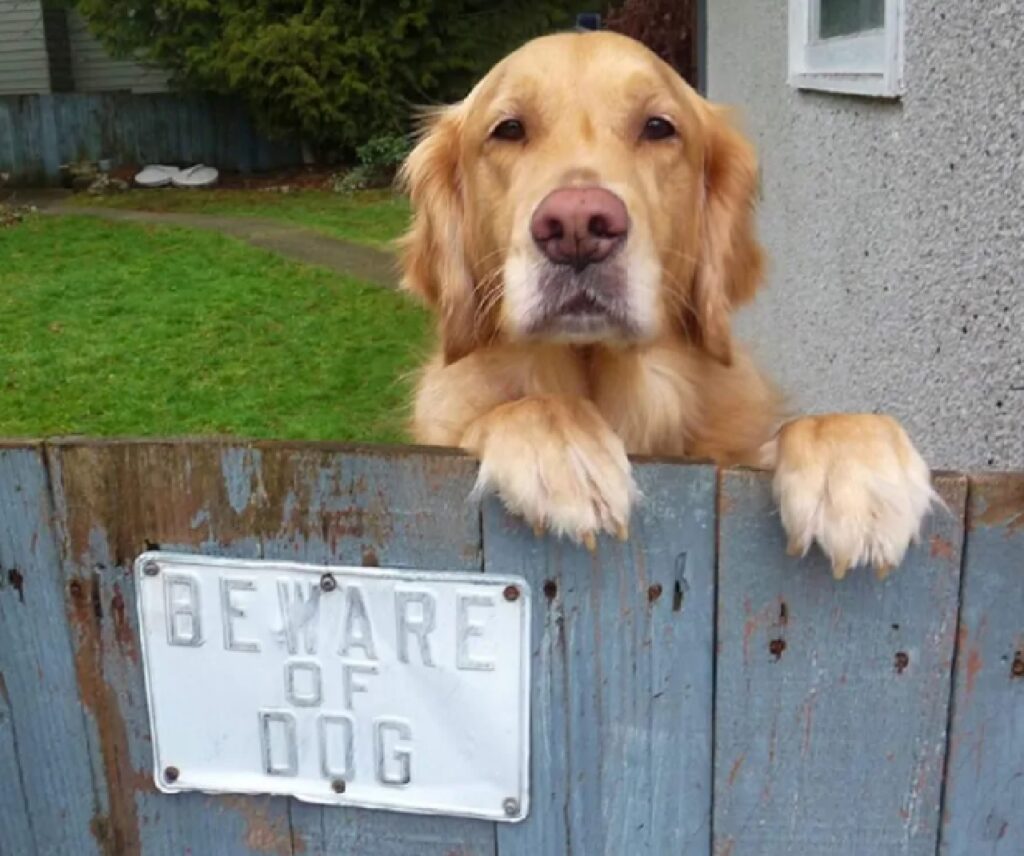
761, 414, 940, 580
461, 395, 637, 548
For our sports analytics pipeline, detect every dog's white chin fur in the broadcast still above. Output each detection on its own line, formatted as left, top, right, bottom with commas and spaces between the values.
501, 240, 663, 344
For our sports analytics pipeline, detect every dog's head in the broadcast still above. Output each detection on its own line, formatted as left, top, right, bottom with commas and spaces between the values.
399, 31, 762, 365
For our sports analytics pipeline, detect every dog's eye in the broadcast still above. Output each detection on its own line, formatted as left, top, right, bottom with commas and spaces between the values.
641, 116, 676, 141
491, 118, 526, 142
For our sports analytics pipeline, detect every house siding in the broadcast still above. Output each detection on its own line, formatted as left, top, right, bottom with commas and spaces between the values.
67, 10, 168, 94
708, 0, 1024, 470
0, 0, 50, 95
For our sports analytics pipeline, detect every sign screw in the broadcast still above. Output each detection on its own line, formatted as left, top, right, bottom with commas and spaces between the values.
143, 560, 160, 577
503, 584, 520, 602
502, 797, 520, 817
163, 766, 180, 783
331, 778, 346, 794
320, 573, 337, 593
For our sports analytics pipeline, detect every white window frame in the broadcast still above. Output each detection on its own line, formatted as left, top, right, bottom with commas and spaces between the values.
788, 0, 904, 98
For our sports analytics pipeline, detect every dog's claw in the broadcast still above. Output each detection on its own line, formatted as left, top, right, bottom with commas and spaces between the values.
831, 557, 850, 581
875, 561, 894, 581
582, 531, 598, 553
615, 523, 629, 542
533, 523, 545, 539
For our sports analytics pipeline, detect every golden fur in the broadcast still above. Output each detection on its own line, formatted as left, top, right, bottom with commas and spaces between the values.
399, 32, 936, 579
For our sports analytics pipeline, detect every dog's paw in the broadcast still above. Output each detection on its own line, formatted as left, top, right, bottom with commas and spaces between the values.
763, 414, 940, 580
461, 396, 636, 548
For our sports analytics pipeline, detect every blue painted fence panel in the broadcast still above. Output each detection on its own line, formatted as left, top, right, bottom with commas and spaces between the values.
487, 462, 717, 856
940, 473, 1024, 855
0, 444, 101, 856
3, 442, 1022, 855
0, 93, 302, 185
46, 441, 294, 856
713, 469, 967, 856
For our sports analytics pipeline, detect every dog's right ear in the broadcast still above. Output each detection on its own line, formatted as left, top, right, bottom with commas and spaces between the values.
398, 105, 480, 364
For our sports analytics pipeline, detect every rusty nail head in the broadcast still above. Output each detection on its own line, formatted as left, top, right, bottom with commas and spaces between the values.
143, 560, 160, 577
503, 584, 520, 602
331, 778, 346, 794
502, 797, 520, 817
320, 573, 337, 593
164, 766, 180, 783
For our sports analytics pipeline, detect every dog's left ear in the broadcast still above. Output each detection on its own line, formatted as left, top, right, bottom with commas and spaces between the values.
690, 106, 764, 365
398, 105, 481, 364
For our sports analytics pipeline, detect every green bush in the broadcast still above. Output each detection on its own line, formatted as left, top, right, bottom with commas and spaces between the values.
334, 134, 412, 193
73, 1, 590, 158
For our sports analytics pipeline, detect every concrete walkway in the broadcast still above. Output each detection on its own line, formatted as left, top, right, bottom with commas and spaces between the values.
21, 194, 399, 287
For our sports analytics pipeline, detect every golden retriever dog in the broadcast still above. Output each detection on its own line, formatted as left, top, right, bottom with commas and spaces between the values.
398, 31, 937, 580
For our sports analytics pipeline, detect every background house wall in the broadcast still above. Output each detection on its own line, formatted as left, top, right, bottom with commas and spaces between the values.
0, 0, 50, 95
66, 9, 169, 94
707, 0, 1023, 470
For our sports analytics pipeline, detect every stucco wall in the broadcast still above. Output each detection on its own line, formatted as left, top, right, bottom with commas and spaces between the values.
708, 1, 1023, 470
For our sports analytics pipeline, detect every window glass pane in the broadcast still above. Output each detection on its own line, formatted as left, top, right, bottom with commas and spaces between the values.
819, 0, 884, 39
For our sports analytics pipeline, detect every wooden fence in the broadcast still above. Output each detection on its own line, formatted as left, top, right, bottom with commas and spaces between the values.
0, 93, 302, 186
0, 439, 1020, 856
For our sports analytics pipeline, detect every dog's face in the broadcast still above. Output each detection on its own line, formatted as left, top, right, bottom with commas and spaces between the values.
401, 32, 762, 365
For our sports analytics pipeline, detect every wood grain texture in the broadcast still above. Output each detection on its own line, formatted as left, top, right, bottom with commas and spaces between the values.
0, 445, 101, 856
940, 473, 1024, 855
487, 462, 717, 856
253, 444, 497, 856
713, 469, 967, 856
0, 646, 34, 856
46, 441, 293, 856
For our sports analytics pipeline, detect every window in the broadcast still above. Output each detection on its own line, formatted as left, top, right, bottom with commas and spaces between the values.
789, 0, 904, 97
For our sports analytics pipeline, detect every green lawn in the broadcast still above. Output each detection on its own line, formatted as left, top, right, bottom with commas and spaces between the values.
66, 189, 411, 248
0, 216, 429, 441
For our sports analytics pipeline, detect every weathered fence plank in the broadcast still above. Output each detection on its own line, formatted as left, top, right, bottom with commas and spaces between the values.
253, 444, 497, 856
488, 462, 717, 856
46, 441, 293, 856
0, 672, 33, 856
940, 473, 1024, 855
713, 470, 967, 856
0, 444, 101, 856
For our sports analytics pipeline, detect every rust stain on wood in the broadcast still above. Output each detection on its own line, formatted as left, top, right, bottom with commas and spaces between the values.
929, 534, 955, 560
1011, 650, 1024, 679
67, 574, 143, 856
219, 796, 299, 855
109, 582, 139, 663
51, 443, 408, 565
965, 645, 983, 698
970, 474, 1024, 533
727, 754, 745, 787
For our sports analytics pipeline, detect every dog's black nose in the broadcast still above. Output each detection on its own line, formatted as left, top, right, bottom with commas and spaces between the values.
530, 187, 629, 271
